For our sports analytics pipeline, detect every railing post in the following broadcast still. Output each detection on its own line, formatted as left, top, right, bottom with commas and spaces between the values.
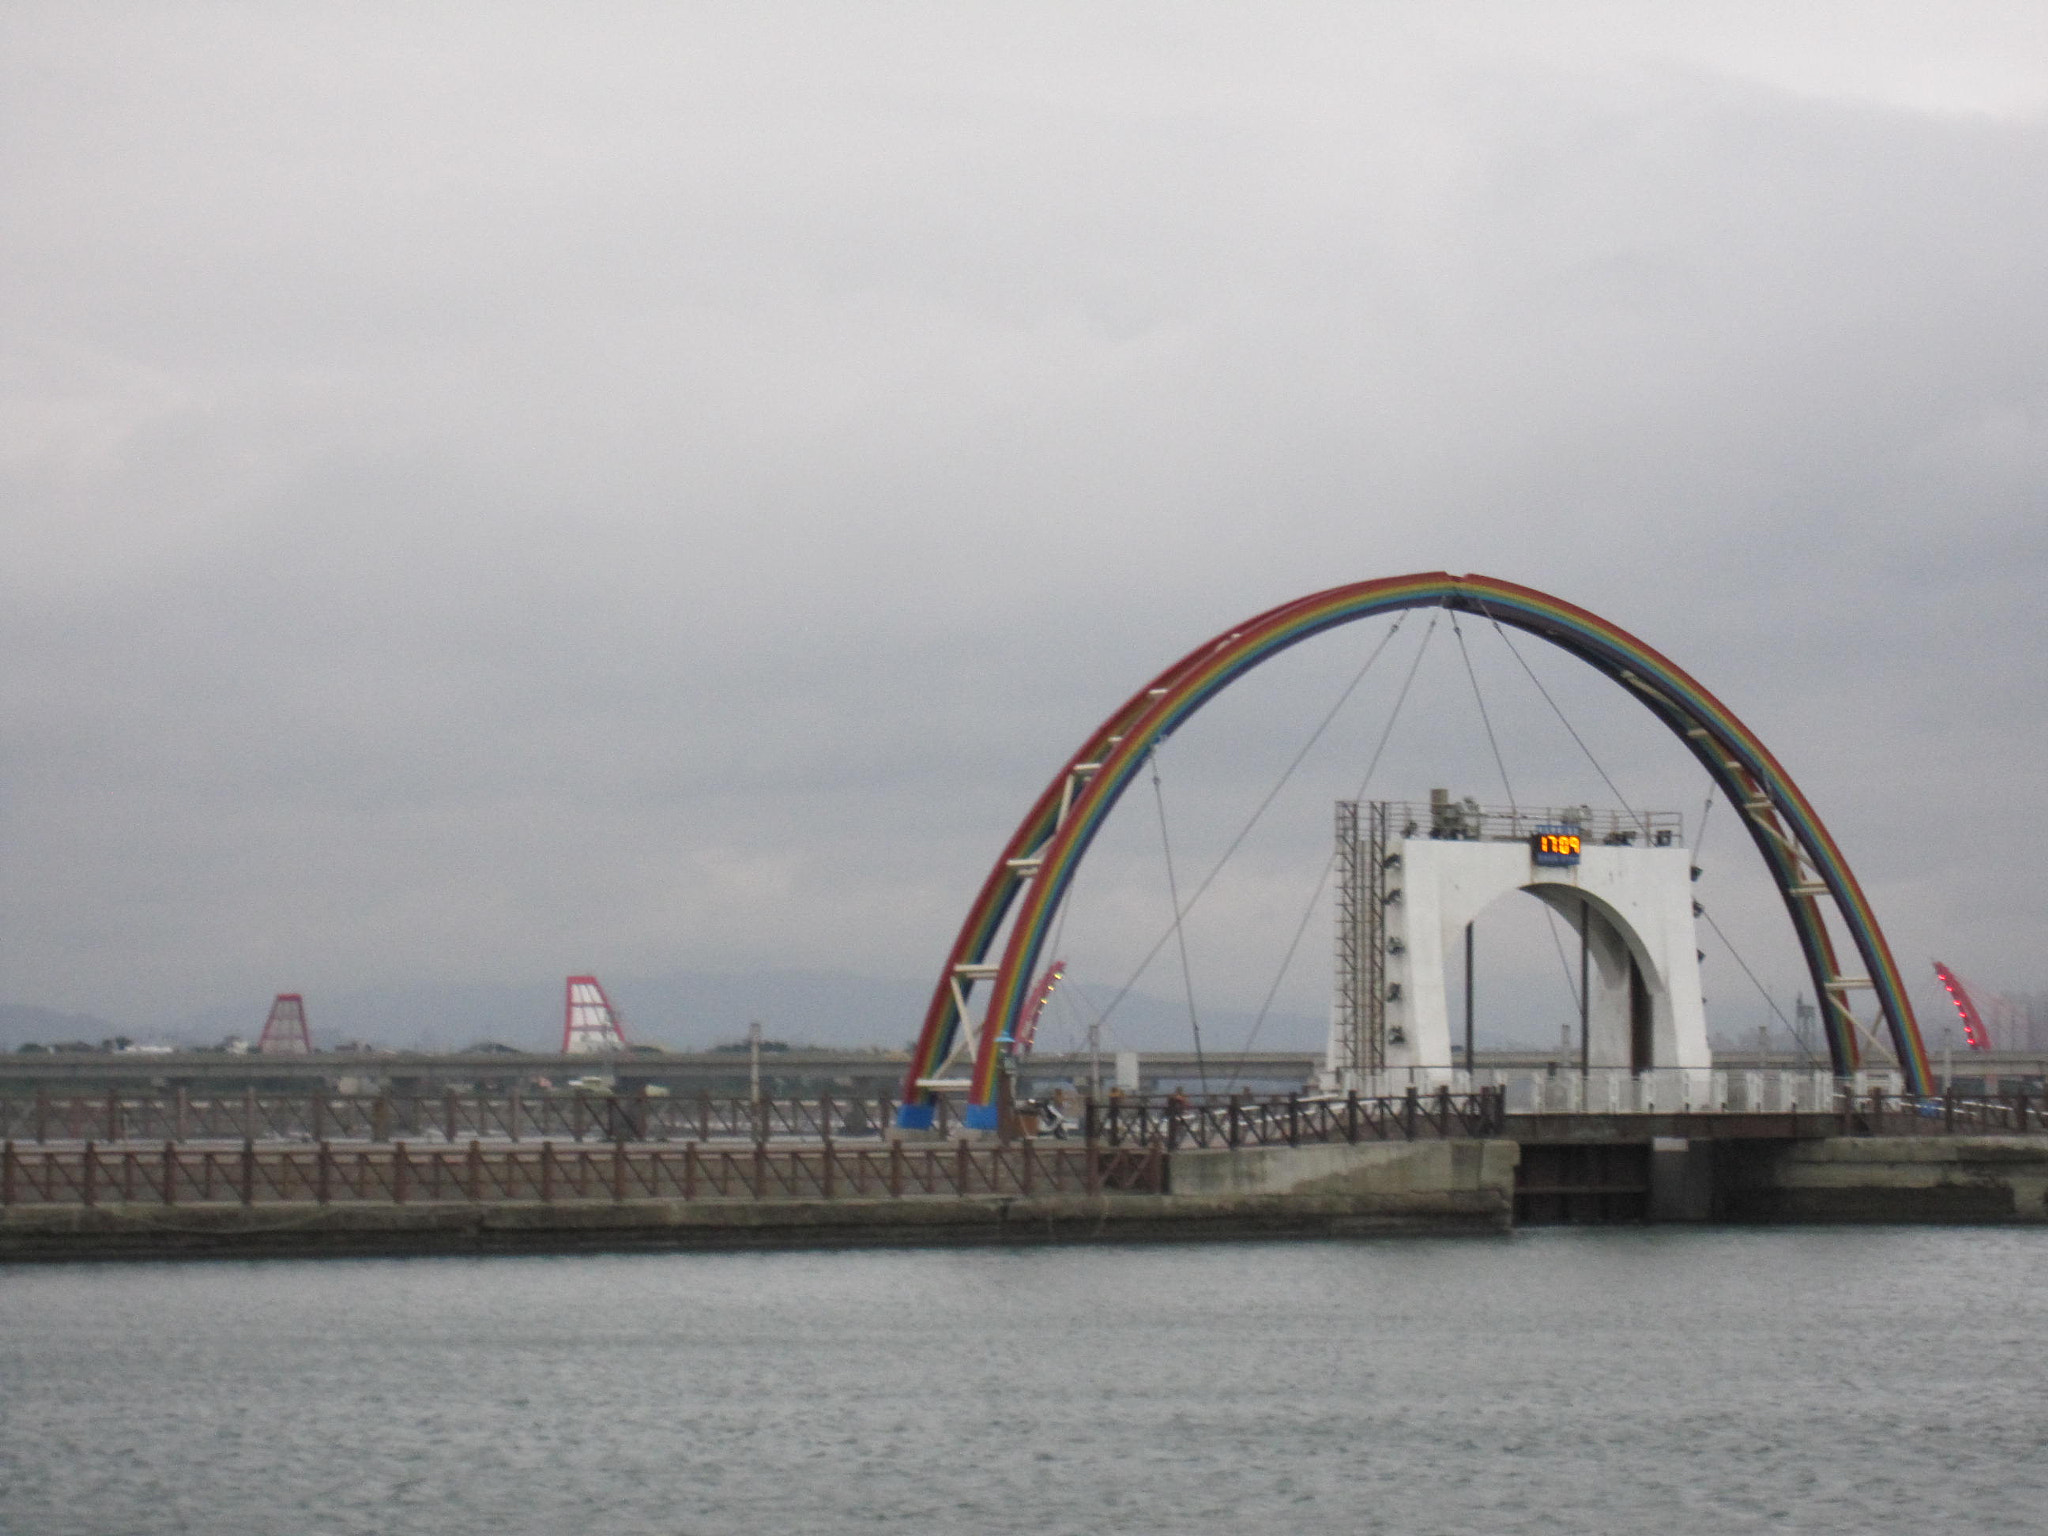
539, 1141, 556, 1202
683, 1141, 698, 1200
1084, 1097, 1101, 1195
612, 1142, 627, 1203
393, 1142, 410, 1205
162, 1140, 178, 1207
752, 1141, 766, 1200
240, 1137, 255, 1207
466, 1139, 483, 1202
244, 1086, 257, 1142
821, 1102, 836, 1200
956, 1137, 971, 1196
888, 1139, 904, 1198
1403, 1086, 1419, 1140
507, 1087, 522, 1145
316, 1141, 333, 1205
1944, 1088, 1956, 1133
82, 1141, 97, 1208
1287, 1092, 1300, 1147
2, 1139, 14, 1207
1228, 1093, 1242, 1149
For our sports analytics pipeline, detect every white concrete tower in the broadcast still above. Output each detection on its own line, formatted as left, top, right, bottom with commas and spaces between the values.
1330, 794, 1710, 1095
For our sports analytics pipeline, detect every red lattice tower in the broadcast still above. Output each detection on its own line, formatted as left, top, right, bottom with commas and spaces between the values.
1012, 960, 1065, 1055
562, 975, 630, 1055
257, 993, 313, 1055
1932, 962, 1993, 1052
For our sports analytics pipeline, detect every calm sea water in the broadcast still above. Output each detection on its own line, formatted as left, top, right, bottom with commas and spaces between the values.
2, 1230, 2044, 1535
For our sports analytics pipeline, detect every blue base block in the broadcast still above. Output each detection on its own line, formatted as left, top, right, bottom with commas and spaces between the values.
963, 1104, 1000, 1131
894, 1103, 935, 1131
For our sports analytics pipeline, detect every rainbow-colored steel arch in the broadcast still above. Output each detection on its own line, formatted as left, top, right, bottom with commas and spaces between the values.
897, 573, 1930, 1129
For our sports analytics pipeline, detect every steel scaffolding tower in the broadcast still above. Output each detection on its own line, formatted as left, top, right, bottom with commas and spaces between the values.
257, 994, 312, 1056
1333, 800, 1389, 1082
562, 976, 630, 1055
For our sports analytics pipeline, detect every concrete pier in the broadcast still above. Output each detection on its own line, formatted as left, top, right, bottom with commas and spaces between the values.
1715, 1136, 2048, 1223
1169, 1138, 1517, 1230
3, 1134, 2044, 1261
0, 1140, 1520, 1261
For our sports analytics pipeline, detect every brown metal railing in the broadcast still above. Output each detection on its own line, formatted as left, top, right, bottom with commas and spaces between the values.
10, 1083, 2033, 1154
0, 1138, 1165, 1208
0, 1086, 1518, 1149
0, 1089, 917, 1148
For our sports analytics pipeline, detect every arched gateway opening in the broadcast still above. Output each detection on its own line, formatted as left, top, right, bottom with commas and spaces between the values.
900, 573, 1930, 1130
1328, 795, 1710, 1095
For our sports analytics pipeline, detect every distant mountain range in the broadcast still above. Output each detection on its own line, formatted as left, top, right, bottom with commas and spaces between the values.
0, 970, 1328, 1058
0, 1005, 128, 1051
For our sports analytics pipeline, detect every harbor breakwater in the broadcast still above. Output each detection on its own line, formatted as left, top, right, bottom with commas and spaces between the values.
2, 1134, 2045, 1261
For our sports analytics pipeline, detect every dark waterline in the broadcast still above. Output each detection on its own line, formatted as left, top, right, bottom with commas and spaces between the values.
2, 1229, 2044, 1535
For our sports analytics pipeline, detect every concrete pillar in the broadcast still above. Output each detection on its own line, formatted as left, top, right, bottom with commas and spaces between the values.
1351, 838, 1709, 1091
1649, 1137, 1714, 1221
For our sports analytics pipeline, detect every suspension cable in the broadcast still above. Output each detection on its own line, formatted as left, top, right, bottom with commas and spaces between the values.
1451, 611, 1516, 813
1226, 859, 1337, 1090
1169, 612, 1411, 925
1148, 747, 1208, 1091
1351, 612, 1437, 801
1543, 905, 1583, 1014
1224, 614, 1441, 1087
1079, 614, 1412, 1038
1472, 599, 1648, 837
1696, 900, 1812, 1064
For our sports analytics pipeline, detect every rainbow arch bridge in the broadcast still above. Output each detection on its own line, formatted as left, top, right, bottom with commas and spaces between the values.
899, 572, 1933, 1131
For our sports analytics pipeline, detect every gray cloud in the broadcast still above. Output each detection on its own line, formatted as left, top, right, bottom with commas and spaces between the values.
2, 5, 2043, 1056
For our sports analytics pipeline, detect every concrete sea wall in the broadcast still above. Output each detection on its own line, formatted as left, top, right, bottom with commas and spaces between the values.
6, 1136, 2045, 1260
0, 1140, 1520, 1261
1714, 1136, 2048, 1223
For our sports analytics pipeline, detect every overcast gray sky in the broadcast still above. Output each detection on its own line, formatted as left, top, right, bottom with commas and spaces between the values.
3, 4, 2044, 1053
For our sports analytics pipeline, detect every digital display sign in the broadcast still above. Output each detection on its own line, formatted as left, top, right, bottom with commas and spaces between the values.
1531, 825, 1582, 867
